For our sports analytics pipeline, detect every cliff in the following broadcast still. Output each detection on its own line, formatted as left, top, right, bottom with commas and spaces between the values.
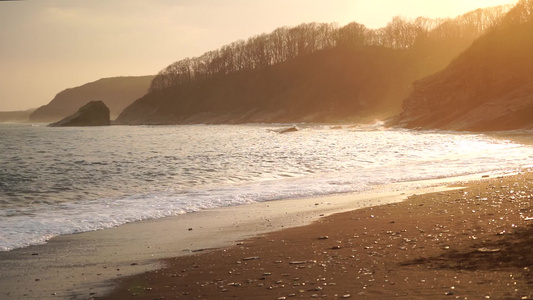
397, 5, 533, 131
116, 44, 479, 125
30, 76, 154, 123
0, 109, 35, 123
49, 101, 110, 127
116, 6, 508, 125
117, 47, 419, 125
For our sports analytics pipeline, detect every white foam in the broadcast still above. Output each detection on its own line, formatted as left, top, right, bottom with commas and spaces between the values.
1, 124, 532, 251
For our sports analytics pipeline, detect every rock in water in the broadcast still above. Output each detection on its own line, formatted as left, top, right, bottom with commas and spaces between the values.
49, 100, 110, 127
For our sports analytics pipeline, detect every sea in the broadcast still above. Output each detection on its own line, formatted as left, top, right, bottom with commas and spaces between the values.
1, 123, 532, 252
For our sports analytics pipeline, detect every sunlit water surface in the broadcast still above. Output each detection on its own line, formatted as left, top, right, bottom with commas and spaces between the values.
1, 123, 532, 251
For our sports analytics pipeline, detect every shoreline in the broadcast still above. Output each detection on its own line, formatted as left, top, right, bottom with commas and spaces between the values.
101, 171, 532, 299
0, 172, 522, 300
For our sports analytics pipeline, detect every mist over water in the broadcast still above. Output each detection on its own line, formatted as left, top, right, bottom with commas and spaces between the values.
1, 123, 532, 251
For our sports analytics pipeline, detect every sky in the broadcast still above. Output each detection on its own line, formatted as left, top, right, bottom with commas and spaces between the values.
0, 0, 519, 111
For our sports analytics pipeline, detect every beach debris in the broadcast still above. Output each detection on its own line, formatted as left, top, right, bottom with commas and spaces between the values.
342, 295, 351, 298
289, 261, 307, 265
318, 236, 329, 240
191, 248, 216, 253
243, 256, 259, 261
188, 228, 193, 231
476, 248, 501, 253
278, 126, 299, 134
331, 245, 342, 250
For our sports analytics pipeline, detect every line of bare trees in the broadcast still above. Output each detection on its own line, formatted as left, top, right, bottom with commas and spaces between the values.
502, 0, 532, 24
149, 2, 525, 93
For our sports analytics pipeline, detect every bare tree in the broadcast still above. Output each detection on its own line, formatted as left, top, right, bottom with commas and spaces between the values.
148, 3, 516, 93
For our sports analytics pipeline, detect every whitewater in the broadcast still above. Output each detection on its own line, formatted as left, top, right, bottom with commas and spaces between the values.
1, 123, 532, 251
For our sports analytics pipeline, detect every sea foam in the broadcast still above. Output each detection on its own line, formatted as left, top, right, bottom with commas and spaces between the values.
0, 124, 532, 251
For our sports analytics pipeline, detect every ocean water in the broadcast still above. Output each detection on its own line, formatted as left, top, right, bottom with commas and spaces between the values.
1, 123, 532, 251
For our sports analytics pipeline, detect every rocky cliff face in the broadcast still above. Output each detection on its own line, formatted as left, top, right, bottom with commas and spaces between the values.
397, 18, 533, 131
49, 101, 110, 127
30, 76, 153, 123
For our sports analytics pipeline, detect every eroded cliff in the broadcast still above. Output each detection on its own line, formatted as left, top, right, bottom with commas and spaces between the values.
397, 4, 533, 131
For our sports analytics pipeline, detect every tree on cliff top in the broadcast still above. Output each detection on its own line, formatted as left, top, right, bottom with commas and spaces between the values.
149, 4, 510, 94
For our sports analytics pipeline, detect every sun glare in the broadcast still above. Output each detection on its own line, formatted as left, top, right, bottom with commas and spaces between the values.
351, 0, 519, 28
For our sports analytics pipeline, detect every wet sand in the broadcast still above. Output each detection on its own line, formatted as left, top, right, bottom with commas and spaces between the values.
0, 177, 473, 300
101, 172, 532, 300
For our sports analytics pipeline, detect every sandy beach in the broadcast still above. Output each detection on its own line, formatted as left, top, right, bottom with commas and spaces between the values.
0, 175, 465, 300
99, 172, 532, 300
0, 172, 531, 300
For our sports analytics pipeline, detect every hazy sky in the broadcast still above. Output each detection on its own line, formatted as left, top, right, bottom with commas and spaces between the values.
0, 0, 518, 111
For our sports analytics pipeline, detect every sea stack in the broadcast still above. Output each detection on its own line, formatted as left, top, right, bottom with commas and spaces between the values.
49, 100, 110, 127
